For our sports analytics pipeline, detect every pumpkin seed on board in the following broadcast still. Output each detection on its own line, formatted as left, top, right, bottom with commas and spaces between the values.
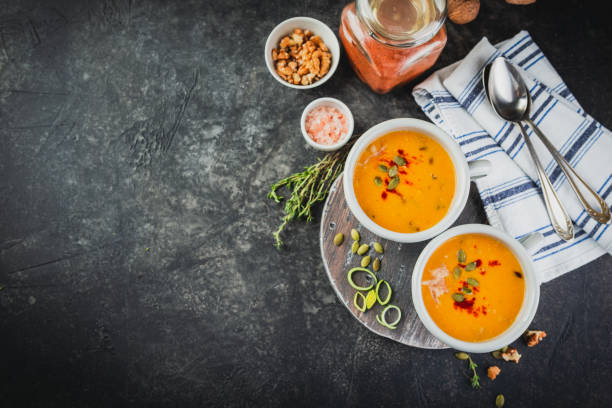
387, 176, 399, 190
388, 165, 398, 177
373, 242, 383, 254
393, 155, 406, 166
492, 350, 502, 359
357, 244, 369, 255
453, 266, 462, 279
496, 394, 505, 408
351, 241, 359, 254
361, 255, 371, 268
372, 258, 381, 272
333, 233, 344, 246
455, 352, 469, 360
351, 229, 360, 241
452, 293, 465, 302
457, 249, 466, 263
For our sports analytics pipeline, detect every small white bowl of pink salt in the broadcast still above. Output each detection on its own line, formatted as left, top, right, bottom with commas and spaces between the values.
300, 97, 354, 151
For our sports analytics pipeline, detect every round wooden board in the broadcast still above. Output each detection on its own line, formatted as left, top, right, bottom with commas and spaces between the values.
320, 173, 447, 349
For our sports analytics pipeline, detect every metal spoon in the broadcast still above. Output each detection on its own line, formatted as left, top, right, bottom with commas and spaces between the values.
483, 57, 574, 241
486, 57, 610, 226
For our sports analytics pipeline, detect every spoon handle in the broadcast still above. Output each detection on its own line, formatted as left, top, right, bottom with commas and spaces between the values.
518, 122, 575, 241
525, 119, 611, 224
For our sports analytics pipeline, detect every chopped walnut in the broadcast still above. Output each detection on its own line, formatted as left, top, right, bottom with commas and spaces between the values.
487, 366, 501, 381
501, 347, 521, 363
273, 28, 332, 86
524, 330, 547, 347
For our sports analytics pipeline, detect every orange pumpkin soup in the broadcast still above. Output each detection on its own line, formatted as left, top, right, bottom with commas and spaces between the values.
353, 130, 455, 233
421, 234, 525, 342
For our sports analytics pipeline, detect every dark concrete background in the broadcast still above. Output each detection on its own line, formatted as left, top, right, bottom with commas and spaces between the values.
1, 0, 611, 407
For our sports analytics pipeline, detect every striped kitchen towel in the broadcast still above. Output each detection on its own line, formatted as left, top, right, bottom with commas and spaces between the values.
413, 31, 612, 283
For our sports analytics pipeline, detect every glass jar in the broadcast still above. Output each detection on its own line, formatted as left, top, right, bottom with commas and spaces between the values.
339, 0, 447, 94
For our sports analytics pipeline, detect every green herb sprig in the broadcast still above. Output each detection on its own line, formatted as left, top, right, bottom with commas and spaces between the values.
268, 139, 355, 248
455, 352, 481, 389
468, 356, 481, 389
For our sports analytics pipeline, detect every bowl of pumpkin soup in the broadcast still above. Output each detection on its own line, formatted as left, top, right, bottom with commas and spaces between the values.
343, 118, 490, 243
412, 224, 541, 353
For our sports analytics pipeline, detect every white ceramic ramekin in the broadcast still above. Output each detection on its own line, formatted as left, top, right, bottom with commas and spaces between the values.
264, 17, 340, 89
300, 97, 354, 151
343, 118, 491, 243
411, 224, 542, 353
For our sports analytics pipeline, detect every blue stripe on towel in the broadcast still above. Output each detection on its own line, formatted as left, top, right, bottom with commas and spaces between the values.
548, 121, 598, 184
518, 50, 542, 67
481, 181, 535, 207
459, 135, 490, 146
505, 39, 534, 59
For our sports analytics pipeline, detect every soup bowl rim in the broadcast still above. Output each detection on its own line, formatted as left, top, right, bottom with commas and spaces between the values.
411, 223, 540, 353
343, 118, 471, 243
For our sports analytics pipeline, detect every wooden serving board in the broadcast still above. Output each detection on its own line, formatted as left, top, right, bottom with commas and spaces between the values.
320, 173, 447, 349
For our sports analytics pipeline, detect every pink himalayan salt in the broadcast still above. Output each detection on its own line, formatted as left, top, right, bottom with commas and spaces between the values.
305, 106, 348, 145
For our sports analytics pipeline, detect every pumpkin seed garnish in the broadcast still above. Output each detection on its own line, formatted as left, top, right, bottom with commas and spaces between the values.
462, 287, 472, 295
357, 244, 369, 255
387, 176, 400, 190
492, 350, 502, 359
361, 255, 371, 268
372, 258, 381, 272
495, 394, 505, 408
374, 176, 383, 186
452, 293, 465, 302
388, 165, 398, 177
457, 249, 466, 263
378, 164, 388, 173
466, 277, 479, 287
455, 352, 469, 360
351, 241, 359, 254
333, 233, 344, 246
393, 155, 406, 166
373, 242, 383, 253
351, 229, 360, 241
465, 261, 476, 271
453, 266, 462, 279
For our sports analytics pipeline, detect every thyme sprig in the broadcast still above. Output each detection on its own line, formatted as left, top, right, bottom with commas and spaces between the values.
455, 352, 481, 389
468, 356, 481, 389
268, 138, 356, 248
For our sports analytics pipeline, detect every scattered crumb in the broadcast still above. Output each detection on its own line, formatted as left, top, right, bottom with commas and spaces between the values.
501, 347, 521, 363
488, 365, 501, 380
524, 330, 547, 347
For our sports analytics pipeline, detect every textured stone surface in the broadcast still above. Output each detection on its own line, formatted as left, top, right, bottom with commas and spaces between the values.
0, 0, 611, 406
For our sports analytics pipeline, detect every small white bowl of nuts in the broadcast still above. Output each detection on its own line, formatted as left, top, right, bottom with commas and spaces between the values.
264, 17, 340, 89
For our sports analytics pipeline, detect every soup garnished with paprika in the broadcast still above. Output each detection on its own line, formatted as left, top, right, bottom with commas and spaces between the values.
353, 130, 455, 233
421, 233, 526, 342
